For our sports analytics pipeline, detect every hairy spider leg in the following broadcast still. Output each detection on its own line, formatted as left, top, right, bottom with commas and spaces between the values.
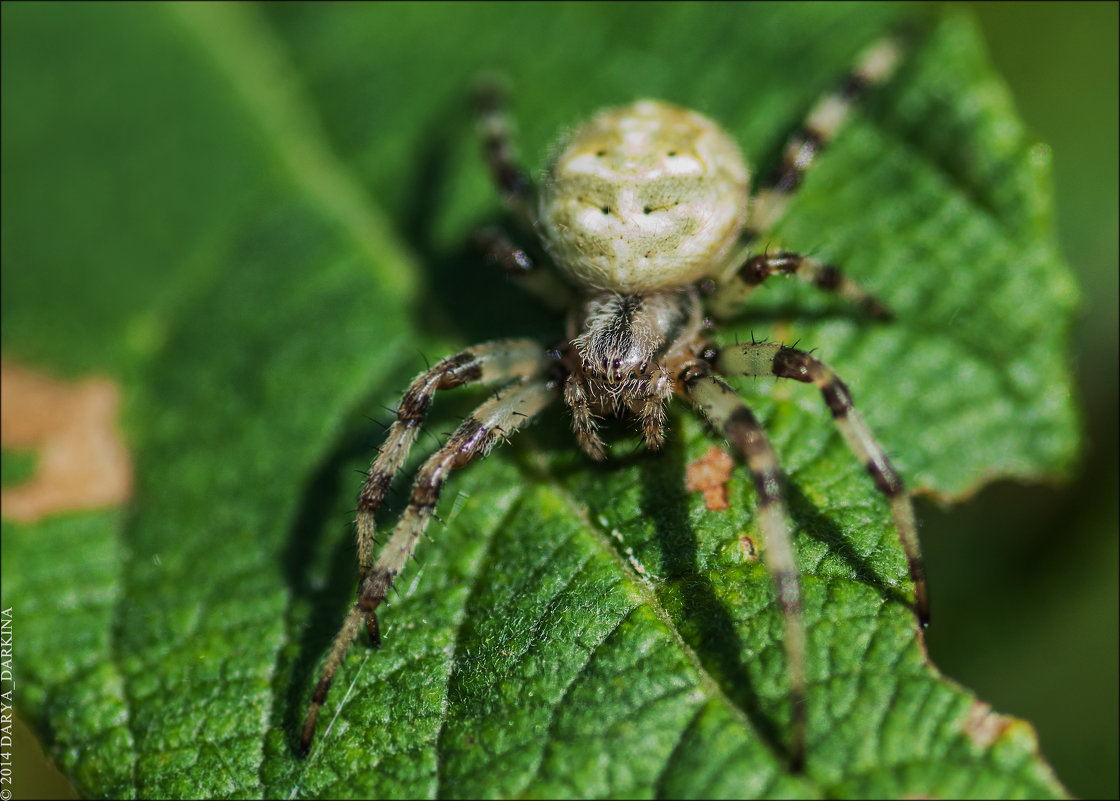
717, 342, 929, 626
301, 340, 544, 754
563, 372, 606, 461
682, 368, 808, 772
472, 226, 536, 279
355, 340, 546, 593
639, 364, 675, 448
302, 374, 554, 756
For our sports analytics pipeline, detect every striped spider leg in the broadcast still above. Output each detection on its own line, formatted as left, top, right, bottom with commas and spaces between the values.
473, 80, 575, 310
684, 340, 928, 768
680, 365, 811, 769
716, 342, 928, 623
300, 340, 554, 755
709, 36, 903, 319
685, 338, 929, 768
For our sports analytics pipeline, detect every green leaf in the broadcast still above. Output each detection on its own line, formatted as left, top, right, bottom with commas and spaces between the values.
1, 2, 1077, 798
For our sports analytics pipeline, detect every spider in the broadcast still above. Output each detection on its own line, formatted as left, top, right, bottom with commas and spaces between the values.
300, 36, 929, 769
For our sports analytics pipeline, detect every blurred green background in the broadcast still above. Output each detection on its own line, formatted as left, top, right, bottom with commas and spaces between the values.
920, 3, 1118, 798
9, 2, 1116, 798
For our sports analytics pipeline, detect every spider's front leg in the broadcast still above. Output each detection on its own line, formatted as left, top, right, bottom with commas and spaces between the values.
300, 341, 550, 756
681, 366, 808, 771
717, 341, 929, 625
563, 373, 606, 461
355, 340, 545, 593
637, 364, 674, 450
354, 377, 554, 650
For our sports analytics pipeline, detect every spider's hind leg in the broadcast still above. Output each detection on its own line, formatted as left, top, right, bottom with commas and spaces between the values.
472, 82, 574, 310
717, 341, 929, 625
747, 36, 903, 236
472, 225, 573, 311
710, 36, 904, 320
473, 76, 536, 230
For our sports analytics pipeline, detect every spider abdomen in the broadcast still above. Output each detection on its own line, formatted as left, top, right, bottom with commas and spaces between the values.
540, 100, 749, 293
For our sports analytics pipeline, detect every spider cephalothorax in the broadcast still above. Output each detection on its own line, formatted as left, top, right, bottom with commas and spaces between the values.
563, 286, 705, 458
301, 37, 927, 772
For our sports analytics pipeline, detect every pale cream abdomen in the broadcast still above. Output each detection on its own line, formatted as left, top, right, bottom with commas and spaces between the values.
539, 100, 749, 293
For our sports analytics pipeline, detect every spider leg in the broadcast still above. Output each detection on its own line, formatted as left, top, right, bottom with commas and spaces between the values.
682, 367, 807, 771
474, 77, 536, 231
355, 340, 545, 589
747, 37, 902, 237
710, 37, 902, 318
472, 226, 573, 311
717, 342, 929, 626
472, 225, 536, 278
637, 364, 673, 450
564, 372, 606, 461
710, 250, 892, 321
473, 81, 575, 310
302, 375, 554, 756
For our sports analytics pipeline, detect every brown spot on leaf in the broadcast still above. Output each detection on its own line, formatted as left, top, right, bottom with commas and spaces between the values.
963, 700, 1014, 748
1, 357, 132, 521
738, 533, 758, 561
686, 445, 734, 511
